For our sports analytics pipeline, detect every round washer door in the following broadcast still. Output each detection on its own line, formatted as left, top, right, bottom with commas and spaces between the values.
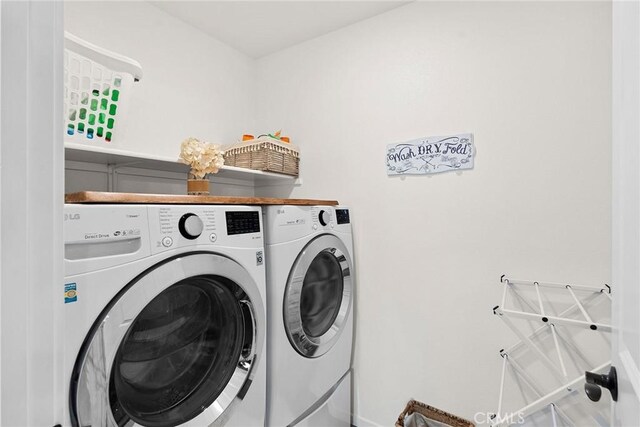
284, 234, 353, 358
70, 253, 264, 427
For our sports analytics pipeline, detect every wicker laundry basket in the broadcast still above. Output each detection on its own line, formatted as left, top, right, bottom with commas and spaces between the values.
223, 137, 299, 177
396, 399, 475, 427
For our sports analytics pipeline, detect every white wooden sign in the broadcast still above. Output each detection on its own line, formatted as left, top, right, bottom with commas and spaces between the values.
386, 133, 474, 175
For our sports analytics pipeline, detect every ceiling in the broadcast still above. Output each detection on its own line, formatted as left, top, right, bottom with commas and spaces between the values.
150, 1, 411, 58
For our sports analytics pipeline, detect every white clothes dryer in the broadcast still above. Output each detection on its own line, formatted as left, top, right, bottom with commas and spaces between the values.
263, 205, 354, 427
61, 204, 266, 427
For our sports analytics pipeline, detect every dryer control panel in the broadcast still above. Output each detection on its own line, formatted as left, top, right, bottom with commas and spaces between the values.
262, 205, 352, 245
335, 209, 350, 224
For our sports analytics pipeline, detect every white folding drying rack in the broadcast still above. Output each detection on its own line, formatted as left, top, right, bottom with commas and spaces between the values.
490, 275, 612, 427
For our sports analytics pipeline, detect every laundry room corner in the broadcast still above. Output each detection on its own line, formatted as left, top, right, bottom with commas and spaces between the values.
0, 0, 624, 426
63, 1, 257, 160
63, 1, 260, 196
254, 2, 612, 425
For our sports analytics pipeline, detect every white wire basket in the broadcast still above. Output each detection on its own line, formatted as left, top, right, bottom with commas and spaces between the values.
64, 32, 143, 146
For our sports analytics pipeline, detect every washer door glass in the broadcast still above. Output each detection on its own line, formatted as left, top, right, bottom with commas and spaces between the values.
284, 235, 352, 358
70, 254, 262, 427
110, 277, 244, 426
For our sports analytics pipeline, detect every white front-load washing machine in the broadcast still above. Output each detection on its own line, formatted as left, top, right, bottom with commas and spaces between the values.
263, 205, 354, 427
61, 204, 266, 427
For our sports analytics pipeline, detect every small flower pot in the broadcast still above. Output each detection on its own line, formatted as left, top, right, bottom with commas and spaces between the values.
187, 174, 209, 196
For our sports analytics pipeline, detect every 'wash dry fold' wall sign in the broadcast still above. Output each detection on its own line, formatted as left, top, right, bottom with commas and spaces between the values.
386, 133, 474, 176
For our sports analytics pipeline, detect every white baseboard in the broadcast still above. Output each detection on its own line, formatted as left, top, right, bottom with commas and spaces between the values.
353, 414, 383, 427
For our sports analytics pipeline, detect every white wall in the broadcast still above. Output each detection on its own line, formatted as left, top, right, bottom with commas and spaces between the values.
64, 1, 257, 195
65, 1, 256, 159
612, 0, 640, 425
254, 2, 612, 425
1, 1, 64, 425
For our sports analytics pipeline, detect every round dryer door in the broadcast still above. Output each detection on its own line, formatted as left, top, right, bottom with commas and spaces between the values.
284, 234, 353, 358
70, 253, 264, 427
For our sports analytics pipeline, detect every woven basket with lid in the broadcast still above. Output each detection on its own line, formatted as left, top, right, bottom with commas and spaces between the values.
223, 136, 299, 177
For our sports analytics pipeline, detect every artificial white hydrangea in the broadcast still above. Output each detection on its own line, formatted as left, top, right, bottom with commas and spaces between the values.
179, 137, 225, 179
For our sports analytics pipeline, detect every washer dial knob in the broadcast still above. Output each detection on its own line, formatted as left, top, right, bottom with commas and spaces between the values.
179, 213, 204, 240
319, 210, 330, 226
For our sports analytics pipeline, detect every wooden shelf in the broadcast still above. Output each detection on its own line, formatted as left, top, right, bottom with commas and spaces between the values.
65, 142, 299, 186
65, 191, 338, 206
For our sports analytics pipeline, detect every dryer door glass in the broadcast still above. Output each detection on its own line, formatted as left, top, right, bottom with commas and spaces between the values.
284, 235, 353, 358
108, 276, 248, 426
300, 251, 344, 337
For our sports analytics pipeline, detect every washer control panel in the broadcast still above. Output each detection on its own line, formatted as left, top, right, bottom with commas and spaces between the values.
226, 211, 261, 235
161, 236, 173, 247
179, 213, 204, 240
148, 206, 263, 253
